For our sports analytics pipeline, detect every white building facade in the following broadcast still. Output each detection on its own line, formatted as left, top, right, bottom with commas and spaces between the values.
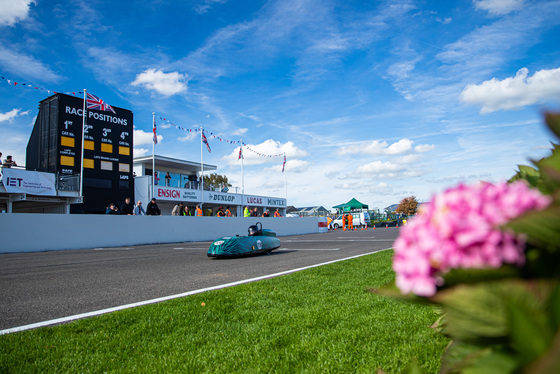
133, 155, 287, 216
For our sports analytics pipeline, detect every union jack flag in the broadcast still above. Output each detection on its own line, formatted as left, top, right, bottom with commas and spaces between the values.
202, 131, 211, 153
282, 154, 286, 172
238, 145, 243, 160
86, 93, 116, 114
153, 118, 158, 144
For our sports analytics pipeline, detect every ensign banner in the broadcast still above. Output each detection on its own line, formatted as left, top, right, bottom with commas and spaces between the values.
2, 169, 56, 196
156, 186, 201, 202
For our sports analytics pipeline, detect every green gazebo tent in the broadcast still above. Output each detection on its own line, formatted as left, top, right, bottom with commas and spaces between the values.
332, 198, 368, 212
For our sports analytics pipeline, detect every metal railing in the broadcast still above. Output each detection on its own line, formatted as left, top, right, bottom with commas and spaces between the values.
57, 173, 80, 192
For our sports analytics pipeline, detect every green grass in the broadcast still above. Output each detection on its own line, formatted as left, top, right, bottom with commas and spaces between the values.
0, 250, 449, 373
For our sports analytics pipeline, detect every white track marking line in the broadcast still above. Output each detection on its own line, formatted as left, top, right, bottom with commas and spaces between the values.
0, 247, 392, 335
173, 247, 208, 250
278, 248, 340, 251
94, 247, 133, 251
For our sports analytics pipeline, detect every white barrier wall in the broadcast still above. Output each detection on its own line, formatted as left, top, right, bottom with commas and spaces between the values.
0, 214, 321, 253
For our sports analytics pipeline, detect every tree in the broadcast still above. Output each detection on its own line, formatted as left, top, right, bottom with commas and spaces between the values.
396, 196, 418, 216
204, 173, 232, 189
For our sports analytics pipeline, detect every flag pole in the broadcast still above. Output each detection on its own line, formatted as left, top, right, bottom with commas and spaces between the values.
241, 139, 244, 206
152, 112, 155, 200
284, 152, 287, 201
200, 126, 204, 210
80, 89, 87, 201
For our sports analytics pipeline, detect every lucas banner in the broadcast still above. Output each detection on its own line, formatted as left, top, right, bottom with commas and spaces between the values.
2, 169, 56, 196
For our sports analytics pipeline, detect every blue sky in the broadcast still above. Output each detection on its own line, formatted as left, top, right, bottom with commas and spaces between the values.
1, 0, 560, 211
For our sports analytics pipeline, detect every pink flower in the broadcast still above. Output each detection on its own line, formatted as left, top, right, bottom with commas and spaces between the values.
393, 181, 551, 297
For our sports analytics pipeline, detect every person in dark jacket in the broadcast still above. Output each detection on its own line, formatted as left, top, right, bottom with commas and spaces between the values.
106, 203, 119, 214
121, 197, 134, 215
146, 198, 161, 215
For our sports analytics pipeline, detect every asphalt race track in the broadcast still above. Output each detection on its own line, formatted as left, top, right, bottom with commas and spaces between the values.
0, 227, 400, 332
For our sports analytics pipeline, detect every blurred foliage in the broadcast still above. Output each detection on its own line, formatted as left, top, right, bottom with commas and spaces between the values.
381, 113, 560, 373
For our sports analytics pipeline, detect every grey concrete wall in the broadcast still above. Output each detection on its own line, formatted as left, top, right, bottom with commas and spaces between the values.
0, 214, 320, 253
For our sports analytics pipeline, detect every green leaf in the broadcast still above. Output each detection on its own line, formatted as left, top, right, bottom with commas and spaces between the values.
549, 284, 560, 331
432, 284, 510, 342
442, 266, 520, 288
441, 342, 517, 374
505, 205, 560, 255
524, 328, 560, 374
507, 302, 552, 364
534, 146, 560, 196
545, 112, 560, 141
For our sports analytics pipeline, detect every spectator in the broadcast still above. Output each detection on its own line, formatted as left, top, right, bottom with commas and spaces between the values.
154, 172, 160, 185
133, 200, 146, 215
165, 172, 171, 186
146, 198, 161, 215
262, 209, 270, 217
274, 208, 282, 217
196, 204, 203, 216
106, 203, 119, 215
216, 206, 225, 217
121, 197, 134, 215
251, 208, 259, 217
184, 206, 192, 216
172, 202, 184, 216
3, 155, 17, 168
225, 206, 232, 217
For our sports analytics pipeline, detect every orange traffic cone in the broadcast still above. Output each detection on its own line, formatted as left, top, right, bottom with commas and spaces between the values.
373, 225, 376, 230
386, 224, 388, 228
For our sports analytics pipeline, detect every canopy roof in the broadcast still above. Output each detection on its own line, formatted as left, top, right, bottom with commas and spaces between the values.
332, 198, 368, 212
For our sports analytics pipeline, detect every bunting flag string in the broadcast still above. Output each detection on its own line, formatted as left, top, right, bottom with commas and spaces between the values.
157, 116, 241, 144
2, 74, 287, 163
158, 114, 287, 159
242, 144, 284, 158
0, 75, 83, 97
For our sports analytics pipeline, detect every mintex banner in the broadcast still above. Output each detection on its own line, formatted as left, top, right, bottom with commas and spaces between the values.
3, 169, 56, 196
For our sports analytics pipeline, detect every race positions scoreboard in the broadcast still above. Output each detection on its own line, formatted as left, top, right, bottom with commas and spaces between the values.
27, 93, 134, 213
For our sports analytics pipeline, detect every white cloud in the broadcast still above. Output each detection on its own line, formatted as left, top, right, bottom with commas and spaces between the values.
0, 45, 60, 82
224, 139, 307, 166
460, 67, 560, 113
134, 128, 162, 146
0, 0, 34, 26
238, 113, 261, 122
338, 138, 433, 156
131, 69, 188, 96
265, 158, 310, 173
0, 108, 30, 122
437, 17, 453, 24
473, 0, 524, 16
133, 148, 149, 158
356, 161, 404, 174
232, 128, 248, 136
353, 160, 424, 179
193, 0, 228, 14
178, 132, 197, 142
387, 138, 413, 154
415, 144, 436, 152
